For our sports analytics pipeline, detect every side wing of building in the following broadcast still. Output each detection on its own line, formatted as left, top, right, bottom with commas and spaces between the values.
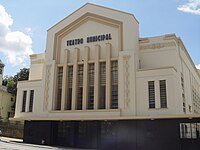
137, 34, 200, 116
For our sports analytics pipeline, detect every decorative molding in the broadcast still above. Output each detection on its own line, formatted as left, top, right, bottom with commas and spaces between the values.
43, 64, 52, 111
123, 55, 130, 108
139, 38, 150, 44
30, 54, 37, 59
140, 42, 176, 50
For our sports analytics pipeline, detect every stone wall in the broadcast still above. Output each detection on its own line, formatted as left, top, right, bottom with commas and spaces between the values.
0, 121, 24, 139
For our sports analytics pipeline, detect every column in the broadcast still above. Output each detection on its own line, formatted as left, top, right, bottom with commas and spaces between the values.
71, 48, 79, 110
94, 44, 100, 109
25, 90, 30, 112
82, 46, 89, 110
61, 49, 68, 110
156, 80, 160, 108
106, 43, 111, 109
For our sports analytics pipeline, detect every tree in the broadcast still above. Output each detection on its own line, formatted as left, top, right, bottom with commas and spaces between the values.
3, 68, 29, 95
2, 76, 16, 94
13, 68, 29, 82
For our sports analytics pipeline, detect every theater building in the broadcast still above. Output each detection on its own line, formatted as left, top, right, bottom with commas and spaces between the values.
13, 3, 200, 150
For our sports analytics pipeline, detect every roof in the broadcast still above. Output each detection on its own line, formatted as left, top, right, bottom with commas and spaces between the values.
48, 3, 139, 31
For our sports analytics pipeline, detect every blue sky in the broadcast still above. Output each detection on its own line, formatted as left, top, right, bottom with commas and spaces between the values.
0, 0, 200, 76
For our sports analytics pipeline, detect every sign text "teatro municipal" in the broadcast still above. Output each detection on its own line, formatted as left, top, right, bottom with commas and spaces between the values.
66, 33, 112, 46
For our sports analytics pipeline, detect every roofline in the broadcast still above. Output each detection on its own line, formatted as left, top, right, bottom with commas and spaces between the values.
139, 34, 200, 81
139, 33, 176, 40
48, 3, 139, 31
177, 38, 200, 80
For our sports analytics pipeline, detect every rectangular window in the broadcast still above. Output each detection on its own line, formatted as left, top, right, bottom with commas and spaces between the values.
88, 63, 94, 109
111, 61, 118, 109
181, 73, 186, 113
160, 80, 167, 108
99, 62, 106, 109
148, 81, 155, 108
180, 123, 200, 139
56, 67, 63, 110
66, 65, 73, 110
22, 90, 27, 112
29, 90, 34, 112
77, 64, 83, 110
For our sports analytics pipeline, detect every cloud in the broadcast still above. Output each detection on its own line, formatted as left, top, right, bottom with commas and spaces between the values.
196, 64, 200, 69
25, 27, 33, 35
0, 5, 33, 66
177, 0, 200, 15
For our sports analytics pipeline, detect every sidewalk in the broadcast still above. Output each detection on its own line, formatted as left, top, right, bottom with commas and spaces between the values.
1, 136, 23, 143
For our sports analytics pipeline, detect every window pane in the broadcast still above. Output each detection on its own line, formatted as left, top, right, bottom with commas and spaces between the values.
160, 80, 167, 108
66, 66, 73, 110
148, 81, 155, 108
77, 64, 83, 110
111, 61, 118, 109
88, 63, 94, 109
99, 62, 106, 109
56, 67, 63, 110
29, 90, 34, 112
22, 91, 27, 112
180, 123, 200, 139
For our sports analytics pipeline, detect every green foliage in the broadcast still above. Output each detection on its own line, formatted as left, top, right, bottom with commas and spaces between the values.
3, 68, 29, 95
13, 68, 29, 82
2, 76, 16, 94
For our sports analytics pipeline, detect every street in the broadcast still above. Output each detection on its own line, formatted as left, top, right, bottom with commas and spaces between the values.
0, 137, 84, 150
0, 141, 56, 150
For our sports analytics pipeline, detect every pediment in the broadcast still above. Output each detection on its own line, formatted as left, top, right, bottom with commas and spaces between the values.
53, 12, 123, 62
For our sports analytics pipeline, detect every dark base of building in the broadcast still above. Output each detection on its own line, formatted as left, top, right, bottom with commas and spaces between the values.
24, 118, 200, 150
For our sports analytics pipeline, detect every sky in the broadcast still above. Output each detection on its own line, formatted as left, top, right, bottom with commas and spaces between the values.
0, 0, 200, 76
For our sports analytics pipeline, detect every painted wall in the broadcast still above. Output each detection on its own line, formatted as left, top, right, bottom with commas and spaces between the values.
0, 88, 15, 121
29, 54, 45, 80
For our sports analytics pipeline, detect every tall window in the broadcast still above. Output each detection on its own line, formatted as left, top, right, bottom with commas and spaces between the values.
66, 65, 73, 110
77, 64, 83, 110
29, 90, 34, 112
111, 61, 118, 109
148, 81, 155, 108
88, 63, 94, 109
181, 73, 186, 113
99, 62, 106, 109
160, 80, 167, 108
56, 67, 63, 110
22, 90, 27, 112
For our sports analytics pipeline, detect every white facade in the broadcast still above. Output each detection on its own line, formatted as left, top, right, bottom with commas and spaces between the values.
13, 3, 200, 121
